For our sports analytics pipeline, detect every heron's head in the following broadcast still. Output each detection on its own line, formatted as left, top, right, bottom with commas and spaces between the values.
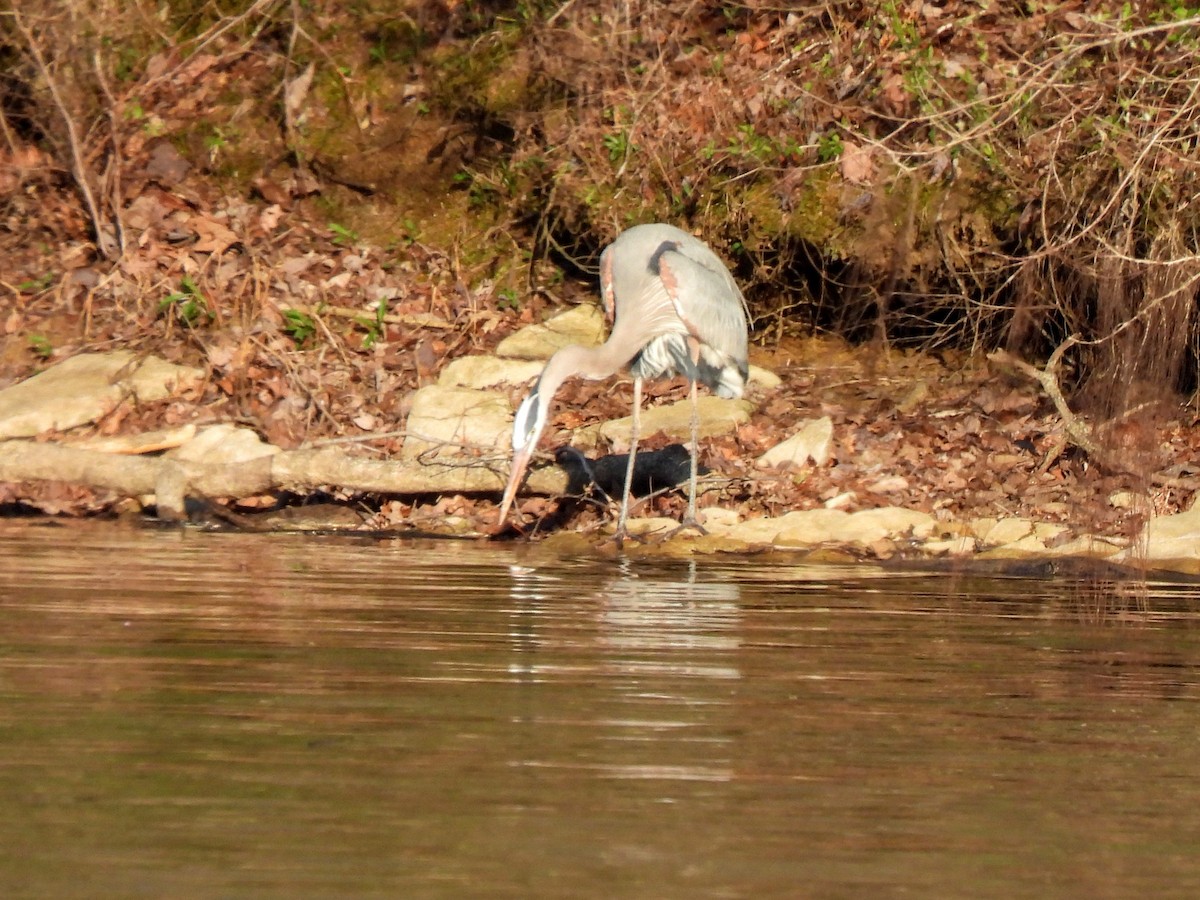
496, 382, 548, 526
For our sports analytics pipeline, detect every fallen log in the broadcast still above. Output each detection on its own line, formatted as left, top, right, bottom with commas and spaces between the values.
0, 440, 567, 521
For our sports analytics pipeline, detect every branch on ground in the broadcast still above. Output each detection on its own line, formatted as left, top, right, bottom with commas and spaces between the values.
0, 441, 566, 522
988, 336, 1101, 471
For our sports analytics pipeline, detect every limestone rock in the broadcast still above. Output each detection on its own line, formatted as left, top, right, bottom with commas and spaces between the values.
71, 424, 197, 454
495, 304, 606, 359
922, 536, 977, 556
747, 365, 782, 390
577, 396, 754, 450
757, 416, 833, 468
1034, 522, 1070, 541
0, 351, 203, 439
699, 506, 740, 529
834, 507, 936, 543
722, 506, 934, 548
402, 385, 513, 459
1050, 535, 1124, 558
439, 355, 544, 389
1122, 506, 1200, 560
977, 535, 1051, 558
718, 509, 843, 546
169, 423, 281, 464
616, 516, 678, 537
980, 518, 1033, 546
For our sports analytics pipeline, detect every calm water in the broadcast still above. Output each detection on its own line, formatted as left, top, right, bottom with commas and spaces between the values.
1, 523, 1199, 898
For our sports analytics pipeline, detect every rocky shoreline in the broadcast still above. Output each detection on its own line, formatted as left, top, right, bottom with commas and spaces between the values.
2, 304, 1198, 575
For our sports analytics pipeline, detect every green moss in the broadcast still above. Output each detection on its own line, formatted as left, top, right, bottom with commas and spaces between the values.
427, 33, 529, 117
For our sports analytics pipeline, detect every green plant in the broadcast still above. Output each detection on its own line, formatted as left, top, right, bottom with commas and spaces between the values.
496, 287, 521, 311
603, 130, 630, 164
204, 127, 228, 163
28, 335, 52, 359
282, 308, 317, 346
329, 222, 359, 245
158, 275, 211, 326
18, 272, 54, 293
817, 131, 844, 162
399, 218, 421, 247
355, 299, 388, 349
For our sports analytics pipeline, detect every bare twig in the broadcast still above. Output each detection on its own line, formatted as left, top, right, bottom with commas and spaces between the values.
10, 7, 118, 259
988, 337, 1102, 471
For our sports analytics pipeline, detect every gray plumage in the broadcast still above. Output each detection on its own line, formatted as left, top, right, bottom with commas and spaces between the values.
497, 223, 750, 537
603, 223, 749, 399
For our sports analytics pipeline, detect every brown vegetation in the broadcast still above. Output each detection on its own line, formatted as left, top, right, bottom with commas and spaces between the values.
2, 1, 1200, 536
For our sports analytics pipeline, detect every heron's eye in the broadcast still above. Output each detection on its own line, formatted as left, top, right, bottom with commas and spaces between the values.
511, 391, 541, 449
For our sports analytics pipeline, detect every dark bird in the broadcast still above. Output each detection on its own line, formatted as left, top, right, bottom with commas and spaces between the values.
554, 444, 708, 503
497, 223, 749, 537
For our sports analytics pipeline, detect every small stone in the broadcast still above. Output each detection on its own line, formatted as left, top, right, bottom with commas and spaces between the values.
922, 536, 977, 556
0, 351, 203, 439
439, 355, 544, 389
747, 365, 782, 389
757, 416, 834, 469
583, 396, 754, 451
982, 518, 1033, 546
495, 305, 605, 359
402, 385, 512, 459
866, 475, 910, 493
700, 507, 740, 529
170, 424, 280, 464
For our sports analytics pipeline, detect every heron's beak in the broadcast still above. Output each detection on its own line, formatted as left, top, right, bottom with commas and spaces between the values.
496, 442, 535, 527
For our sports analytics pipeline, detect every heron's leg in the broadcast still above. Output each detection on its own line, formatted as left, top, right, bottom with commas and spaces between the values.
657, 379, 708, 542
616, 375, 642, 537
685, 376, 700, 523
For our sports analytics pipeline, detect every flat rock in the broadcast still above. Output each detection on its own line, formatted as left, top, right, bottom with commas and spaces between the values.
757, 416, 833, 468
70, 423, 197, 454
699, 506, 740, 529
1049, 535, 1124, 558
617, 516, 678, 537
439, 355, 544, 389
0, 351, 203, 439
577, 396, 755, 450
723, 509, 850, 546
402, 385, 513, 459
980, 517, 1033, 546
747, 364, 782, 390
834, 507, 936, 543
169, 423, 281, 464
976, 534, 1051, 558
921, 536, 977, 556
495, 305, 605, 359
1121, 506, 1200, 560
717, 506, 935, 548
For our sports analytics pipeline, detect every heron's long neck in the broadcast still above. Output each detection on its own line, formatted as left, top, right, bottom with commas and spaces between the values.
538, 334, 638, 401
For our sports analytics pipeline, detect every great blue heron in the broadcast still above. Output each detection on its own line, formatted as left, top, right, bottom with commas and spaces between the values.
496, 222, 750, 536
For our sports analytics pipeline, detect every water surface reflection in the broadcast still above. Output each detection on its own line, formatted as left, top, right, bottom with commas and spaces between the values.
1, 523, 1200, 897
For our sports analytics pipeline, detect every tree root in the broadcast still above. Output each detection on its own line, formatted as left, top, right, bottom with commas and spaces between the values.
988, 336, 1101, 472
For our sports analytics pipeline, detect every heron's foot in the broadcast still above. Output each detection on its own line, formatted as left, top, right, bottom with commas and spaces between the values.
604, 526, 651, 549
659, 518, 709, 542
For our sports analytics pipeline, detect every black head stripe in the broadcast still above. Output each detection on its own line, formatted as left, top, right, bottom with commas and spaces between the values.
647, 240, 680, 275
